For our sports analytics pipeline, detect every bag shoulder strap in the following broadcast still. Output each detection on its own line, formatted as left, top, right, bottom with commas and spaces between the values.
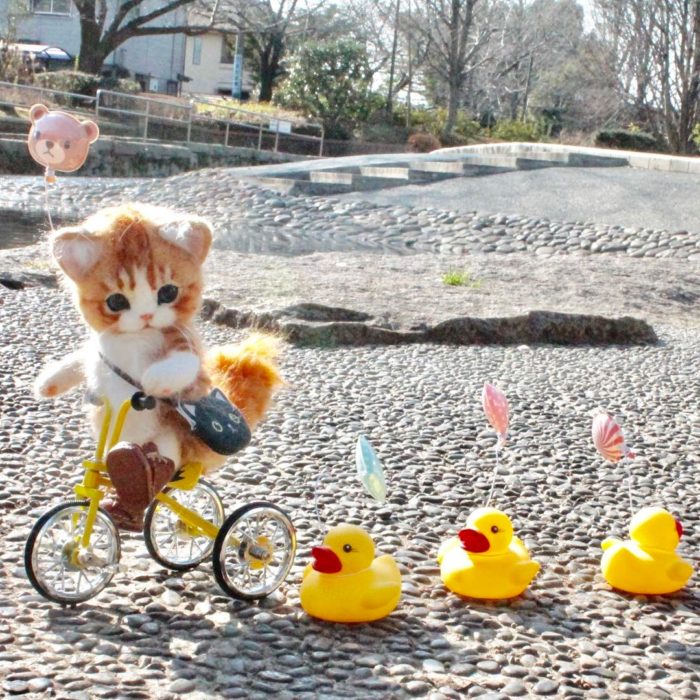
99, 352, 143, 391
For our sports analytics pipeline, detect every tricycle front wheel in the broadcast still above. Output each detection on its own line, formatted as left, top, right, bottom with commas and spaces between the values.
25, 501, 121, 605
212, 501, 296, 600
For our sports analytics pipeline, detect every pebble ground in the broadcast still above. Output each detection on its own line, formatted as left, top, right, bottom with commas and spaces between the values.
0, 170, 699, 700
1, 173, 699, 260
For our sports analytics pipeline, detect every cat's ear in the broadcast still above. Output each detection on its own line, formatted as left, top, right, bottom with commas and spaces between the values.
51, 228, 103, 281
159, 217, 212, 264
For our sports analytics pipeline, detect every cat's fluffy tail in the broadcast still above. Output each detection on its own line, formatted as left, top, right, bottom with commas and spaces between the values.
204, 333, 283, 429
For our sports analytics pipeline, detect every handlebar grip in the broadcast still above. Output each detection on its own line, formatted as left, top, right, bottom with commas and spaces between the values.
131, 392, 156, 411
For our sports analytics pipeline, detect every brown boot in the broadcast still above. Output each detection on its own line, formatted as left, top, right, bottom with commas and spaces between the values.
103, 442, 175, 532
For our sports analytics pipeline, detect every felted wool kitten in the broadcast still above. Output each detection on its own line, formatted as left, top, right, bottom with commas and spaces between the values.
35, 203, 282, 529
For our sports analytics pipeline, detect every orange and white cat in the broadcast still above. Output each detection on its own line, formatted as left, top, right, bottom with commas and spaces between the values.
34, 203, 281, 474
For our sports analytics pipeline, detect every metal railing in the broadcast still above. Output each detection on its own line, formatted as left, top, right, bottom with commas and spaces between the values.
94, 89, 325, 156
188, 94, 325, 156
0, 80, 324, 156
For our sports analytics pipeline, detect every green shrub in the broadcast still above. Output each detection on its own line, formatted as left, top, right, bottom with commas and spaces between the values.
359, 121, 409, 144
275, 39, 374, 139
394, 106, 481, 142
34, 70, 99, 96
491, 118, 547, 142
98, 76, 141, 94
692, 124, 700, 150
595, 129, 660, 152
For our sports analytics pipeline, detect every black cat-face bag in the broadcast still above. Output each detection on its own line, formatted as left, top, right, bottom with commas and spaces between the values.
98, 354, 251, 456
175, 389, 251, 456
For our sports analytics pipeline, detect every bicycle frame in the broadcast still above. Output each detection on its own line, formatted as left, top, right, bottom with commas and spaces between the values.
73, 397, 219, 547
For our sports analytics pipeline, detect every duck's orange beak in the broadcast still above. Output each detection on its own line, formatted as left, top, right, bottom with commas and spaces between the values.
311, 546, 342, 573
458, 528, 490, 553
676, 520, 683, 539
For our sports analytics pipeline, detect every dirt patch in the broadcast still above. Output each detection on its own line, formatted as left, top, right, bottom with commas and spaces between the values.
204, 250, 699, 331
2, 244, 697, 332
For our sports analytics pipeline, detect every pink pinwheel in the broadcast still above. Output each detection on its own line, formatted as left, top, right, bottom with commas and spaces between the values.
483, 383, 509, 445
592, 413, 636, 463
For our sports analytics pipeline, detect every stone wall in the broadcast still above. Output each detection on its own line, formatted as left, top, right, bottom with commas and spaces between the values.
0, 136, 306, 178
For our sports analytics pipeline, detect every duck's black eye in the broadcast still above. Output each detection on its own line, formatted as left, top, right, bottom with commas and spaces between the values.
491, 525, 499, 533
106, 293, 130, 312
157, 284, 178, 305
343, 544, 352, 553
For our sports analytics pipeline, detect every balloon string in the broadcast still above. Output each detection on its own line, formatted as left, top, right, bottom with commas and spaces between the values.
44, 177, 55, 232
485, 441, 500, 507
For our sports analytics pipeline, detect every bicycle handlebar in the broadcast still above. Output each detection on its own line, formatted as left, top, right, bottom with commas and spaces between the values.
131, 392, 157, 411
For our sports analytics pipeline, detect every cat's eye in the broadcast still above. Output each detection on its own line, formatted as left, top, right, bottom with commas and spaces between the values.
157, 284, 178, 305
64, 141, 71, 149
106, 293, 130, 312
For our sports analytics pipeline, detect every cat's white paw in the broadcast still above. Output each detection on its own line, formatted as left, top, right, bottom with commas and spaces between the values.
34, 354, 84, 399
142, 353, 200, 397
34, 374, 60, 399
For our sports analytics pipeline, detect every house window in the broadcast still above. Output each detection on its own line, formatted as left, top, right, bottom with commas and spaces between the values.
220, 35, 235, 64
31, 0, 71, 14
192, 37, 202, 66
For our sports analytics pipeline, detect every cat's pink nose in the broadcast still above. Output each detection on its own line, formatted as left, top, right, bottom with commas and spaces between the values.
141, 313, 153, 322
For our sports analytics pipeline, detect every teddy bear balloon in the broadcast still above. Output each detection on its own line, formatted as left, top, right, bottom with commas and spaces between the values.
27, 103, 99, 183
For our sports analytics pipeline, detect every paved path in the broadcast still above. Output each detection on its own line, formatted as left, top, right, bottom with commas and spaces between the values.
1, 174, 699, 261
338, 166, 700, 234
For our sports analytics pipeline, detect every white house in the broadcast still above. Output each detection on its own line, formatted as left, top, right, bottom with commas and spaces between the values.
0, 0, 222, 96
183, 31, 254, 98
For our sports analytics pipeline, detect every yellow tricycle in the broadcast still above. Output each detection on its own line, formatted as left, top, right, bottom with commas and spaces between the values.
24, 392, 296, 605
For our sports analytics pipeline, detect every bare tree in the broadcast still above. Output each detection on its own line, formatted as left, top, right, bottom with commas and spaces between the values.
594, 0, 700, 152
72, 0, 218, 75
344, 0, 432, 109
205, 0, 328, 101
411, 0, 497, 135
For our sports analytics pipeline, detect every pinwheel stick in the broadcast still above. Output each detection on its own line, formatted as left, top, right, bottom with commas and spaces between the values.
485, 442, 501, 507
623, 455, 634, 515
313, 464, 328, 533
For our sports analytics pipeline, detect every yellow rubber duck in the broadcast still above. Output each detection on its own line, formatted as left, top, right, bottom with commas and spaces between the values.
438, 508, 540, 599
601, 507, 693, 595
300, 523, 401, 623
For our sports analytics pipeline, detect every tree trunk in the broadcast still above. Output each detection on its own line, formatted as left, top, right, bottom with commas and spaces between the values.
257, 34, 283, 102
444, 78, 460, 135
442, 0, 462, 136
77, 15, 107, 74
258, 64, 275, 101
679, 0, 700, 152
